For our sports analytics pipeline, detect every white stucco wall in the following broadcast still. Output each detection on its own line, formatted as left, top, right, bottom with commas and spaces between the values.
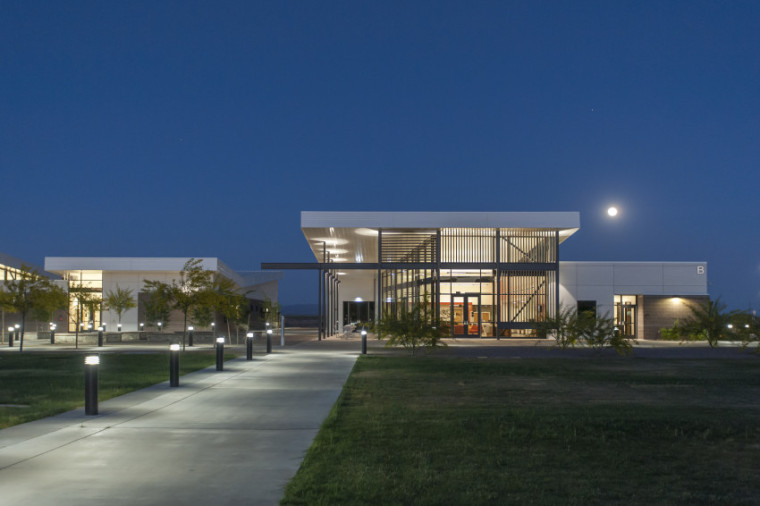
45, 257, 283, 333
559, 261, 708, 317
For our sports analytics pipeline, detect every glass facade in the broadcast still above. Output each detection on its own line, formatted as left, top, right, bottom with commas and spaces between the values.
63, 271, 103, 332
379, 228, 559, 338
614, 295, 637, 337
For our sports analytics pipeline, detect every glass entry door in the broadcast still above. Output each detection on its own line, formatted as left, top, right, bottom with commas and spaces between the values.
452, 294, 481, 337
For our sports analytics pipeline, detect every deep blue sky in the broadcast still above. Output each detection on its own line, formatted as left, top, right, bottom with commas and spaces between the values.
2, 1, 758, 310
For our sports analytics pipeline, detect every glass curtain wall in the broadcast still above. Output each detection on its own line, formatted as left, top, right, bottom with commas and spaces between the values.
64, 271, 103, 332
380, 228, 558, 337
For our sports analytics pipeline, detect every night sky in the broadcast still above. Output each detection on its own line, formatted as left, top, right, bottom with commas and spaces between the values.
2, 1, 758, 311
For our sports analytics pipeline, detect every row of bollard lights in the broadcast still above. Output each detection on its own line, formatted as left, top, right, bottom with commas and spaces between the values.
83, 329, 277, 416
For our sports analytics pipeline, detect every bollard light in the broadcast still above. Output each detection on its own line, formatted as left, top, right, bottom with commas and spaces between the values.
266, 329, 272, 354
158, 322, 163, 332
188, 326, 194, 347
8, 326, 14, 347
84, 355, 100, 415
139, 322, 144, 332
246, 332, 254, 360
169, 344, 180, 387
50, 323, 56, 345
117, 323, 122, 332
14, 323, 20, 344
211, 323, 216, 347
361, 329, 367, 355
97, 326, 104, 347
216, 337, 225, 371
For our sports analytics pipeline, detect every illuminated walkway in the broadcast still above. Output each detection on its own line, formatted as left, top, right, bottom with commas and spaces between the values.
0, 344, 358, 505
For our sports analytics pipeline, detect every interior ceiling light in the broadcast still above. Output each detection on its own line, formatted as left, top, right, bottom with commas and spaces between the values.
355, 228, 378, 237
311, 237, 349, 245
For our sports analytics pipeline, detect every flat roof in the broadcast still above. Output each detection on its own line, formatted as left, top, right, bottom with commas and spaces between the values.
302, 211, 580, 229
301, 211, 580, 264
44, 257, 282, 290
45, 257, 225, 273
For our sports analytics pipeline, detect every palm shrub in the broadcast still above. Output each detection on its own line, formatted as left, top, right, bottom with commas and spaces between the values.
375, 299, 446, 355
681, 298, 735, 347
536, 305, 633, 355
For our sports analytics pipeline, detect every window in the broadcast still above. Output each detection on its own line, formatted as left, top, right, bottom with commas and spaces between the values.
577, 300, 597, 317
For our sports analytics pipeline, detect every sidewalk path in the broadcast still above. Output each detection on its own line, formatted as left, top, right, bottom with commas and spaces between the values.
0, 345, 358, 505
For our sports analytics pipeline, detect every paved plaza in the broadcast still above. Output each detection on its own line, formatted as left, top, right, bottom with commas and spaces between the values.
0, 334, 358, 505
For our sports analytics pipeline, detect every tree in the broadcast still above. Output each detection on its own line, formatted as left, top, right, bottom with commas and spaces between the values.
169, 259, 213, 349
103, 285, 136, 325
376, 297, 446, 355
32, 281, 68, 327
261, 295, 281, 327
681, 298, 735, 347
68, 285, 101, 349
218, 292, 249, 344
142, 280, 172, 330
0, 265, 65, 352
210, 275, 241, 343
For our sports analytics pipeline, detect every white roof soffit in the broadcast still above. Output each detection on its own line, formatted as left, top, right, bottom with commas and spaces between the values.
301, 211, 580, 263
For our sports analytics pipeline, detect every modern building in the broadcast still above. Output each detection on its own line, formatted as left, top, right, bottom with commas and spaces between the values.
44, 257, 282, 333
263, 211, 708, 340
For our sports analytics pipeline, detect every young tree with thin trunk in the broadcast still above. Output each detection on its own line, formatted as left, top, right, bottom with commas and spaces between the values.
103, 285, 136, 326
142, 280, 172, 330
0, 265, 66, 352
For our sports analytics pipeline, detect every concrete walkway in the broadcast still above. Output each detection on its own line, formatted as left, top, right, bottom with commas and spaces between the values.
0, 343, 359, 505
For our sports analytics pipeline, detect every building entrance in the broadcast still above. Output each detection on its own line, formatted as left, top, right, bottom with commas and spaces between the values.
452, 294, 481, 337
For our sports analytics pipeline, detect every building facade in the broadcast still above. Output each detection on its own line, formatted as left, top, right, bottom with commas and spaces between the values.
264, 211, 708, 340
44, 257, 282, 333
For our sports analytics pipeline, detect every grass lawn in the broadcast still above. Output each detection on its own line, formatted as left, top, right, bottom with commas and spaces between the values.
282, 356, 760, 505
0, 351, 237, 429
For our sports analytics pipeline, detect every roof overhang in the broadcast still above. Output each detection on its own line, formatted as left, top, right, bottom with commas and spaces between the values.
301, 211, 580, 263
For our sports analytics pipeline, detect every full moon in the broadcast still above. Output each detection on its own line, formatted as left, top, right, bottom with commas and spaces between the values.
607, 206, 618, 217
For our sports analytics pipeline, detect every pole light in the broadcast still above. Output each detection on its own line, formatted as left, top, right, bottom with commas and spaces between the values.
216, 337, 225, 370
361, 328, 367, 355
188, 326, 194, 347
50, 323, 56, 344
98, 326, 104, 347
84, 355, 99, 415
266, 329, 272, 354
8, 326, 14, 347
246, 332, 254, 360
169, 344, 180, 387
280, 314, 285, 347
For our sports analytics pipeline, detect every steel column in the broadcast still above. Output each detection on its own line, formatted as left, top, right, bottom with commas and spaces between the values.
377, 229, 382, 322
496, 228, 501, 339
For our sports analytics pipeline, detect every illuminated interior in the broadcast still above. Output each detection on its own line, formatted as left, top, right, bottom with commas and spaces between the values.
64, 270, 103, 332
